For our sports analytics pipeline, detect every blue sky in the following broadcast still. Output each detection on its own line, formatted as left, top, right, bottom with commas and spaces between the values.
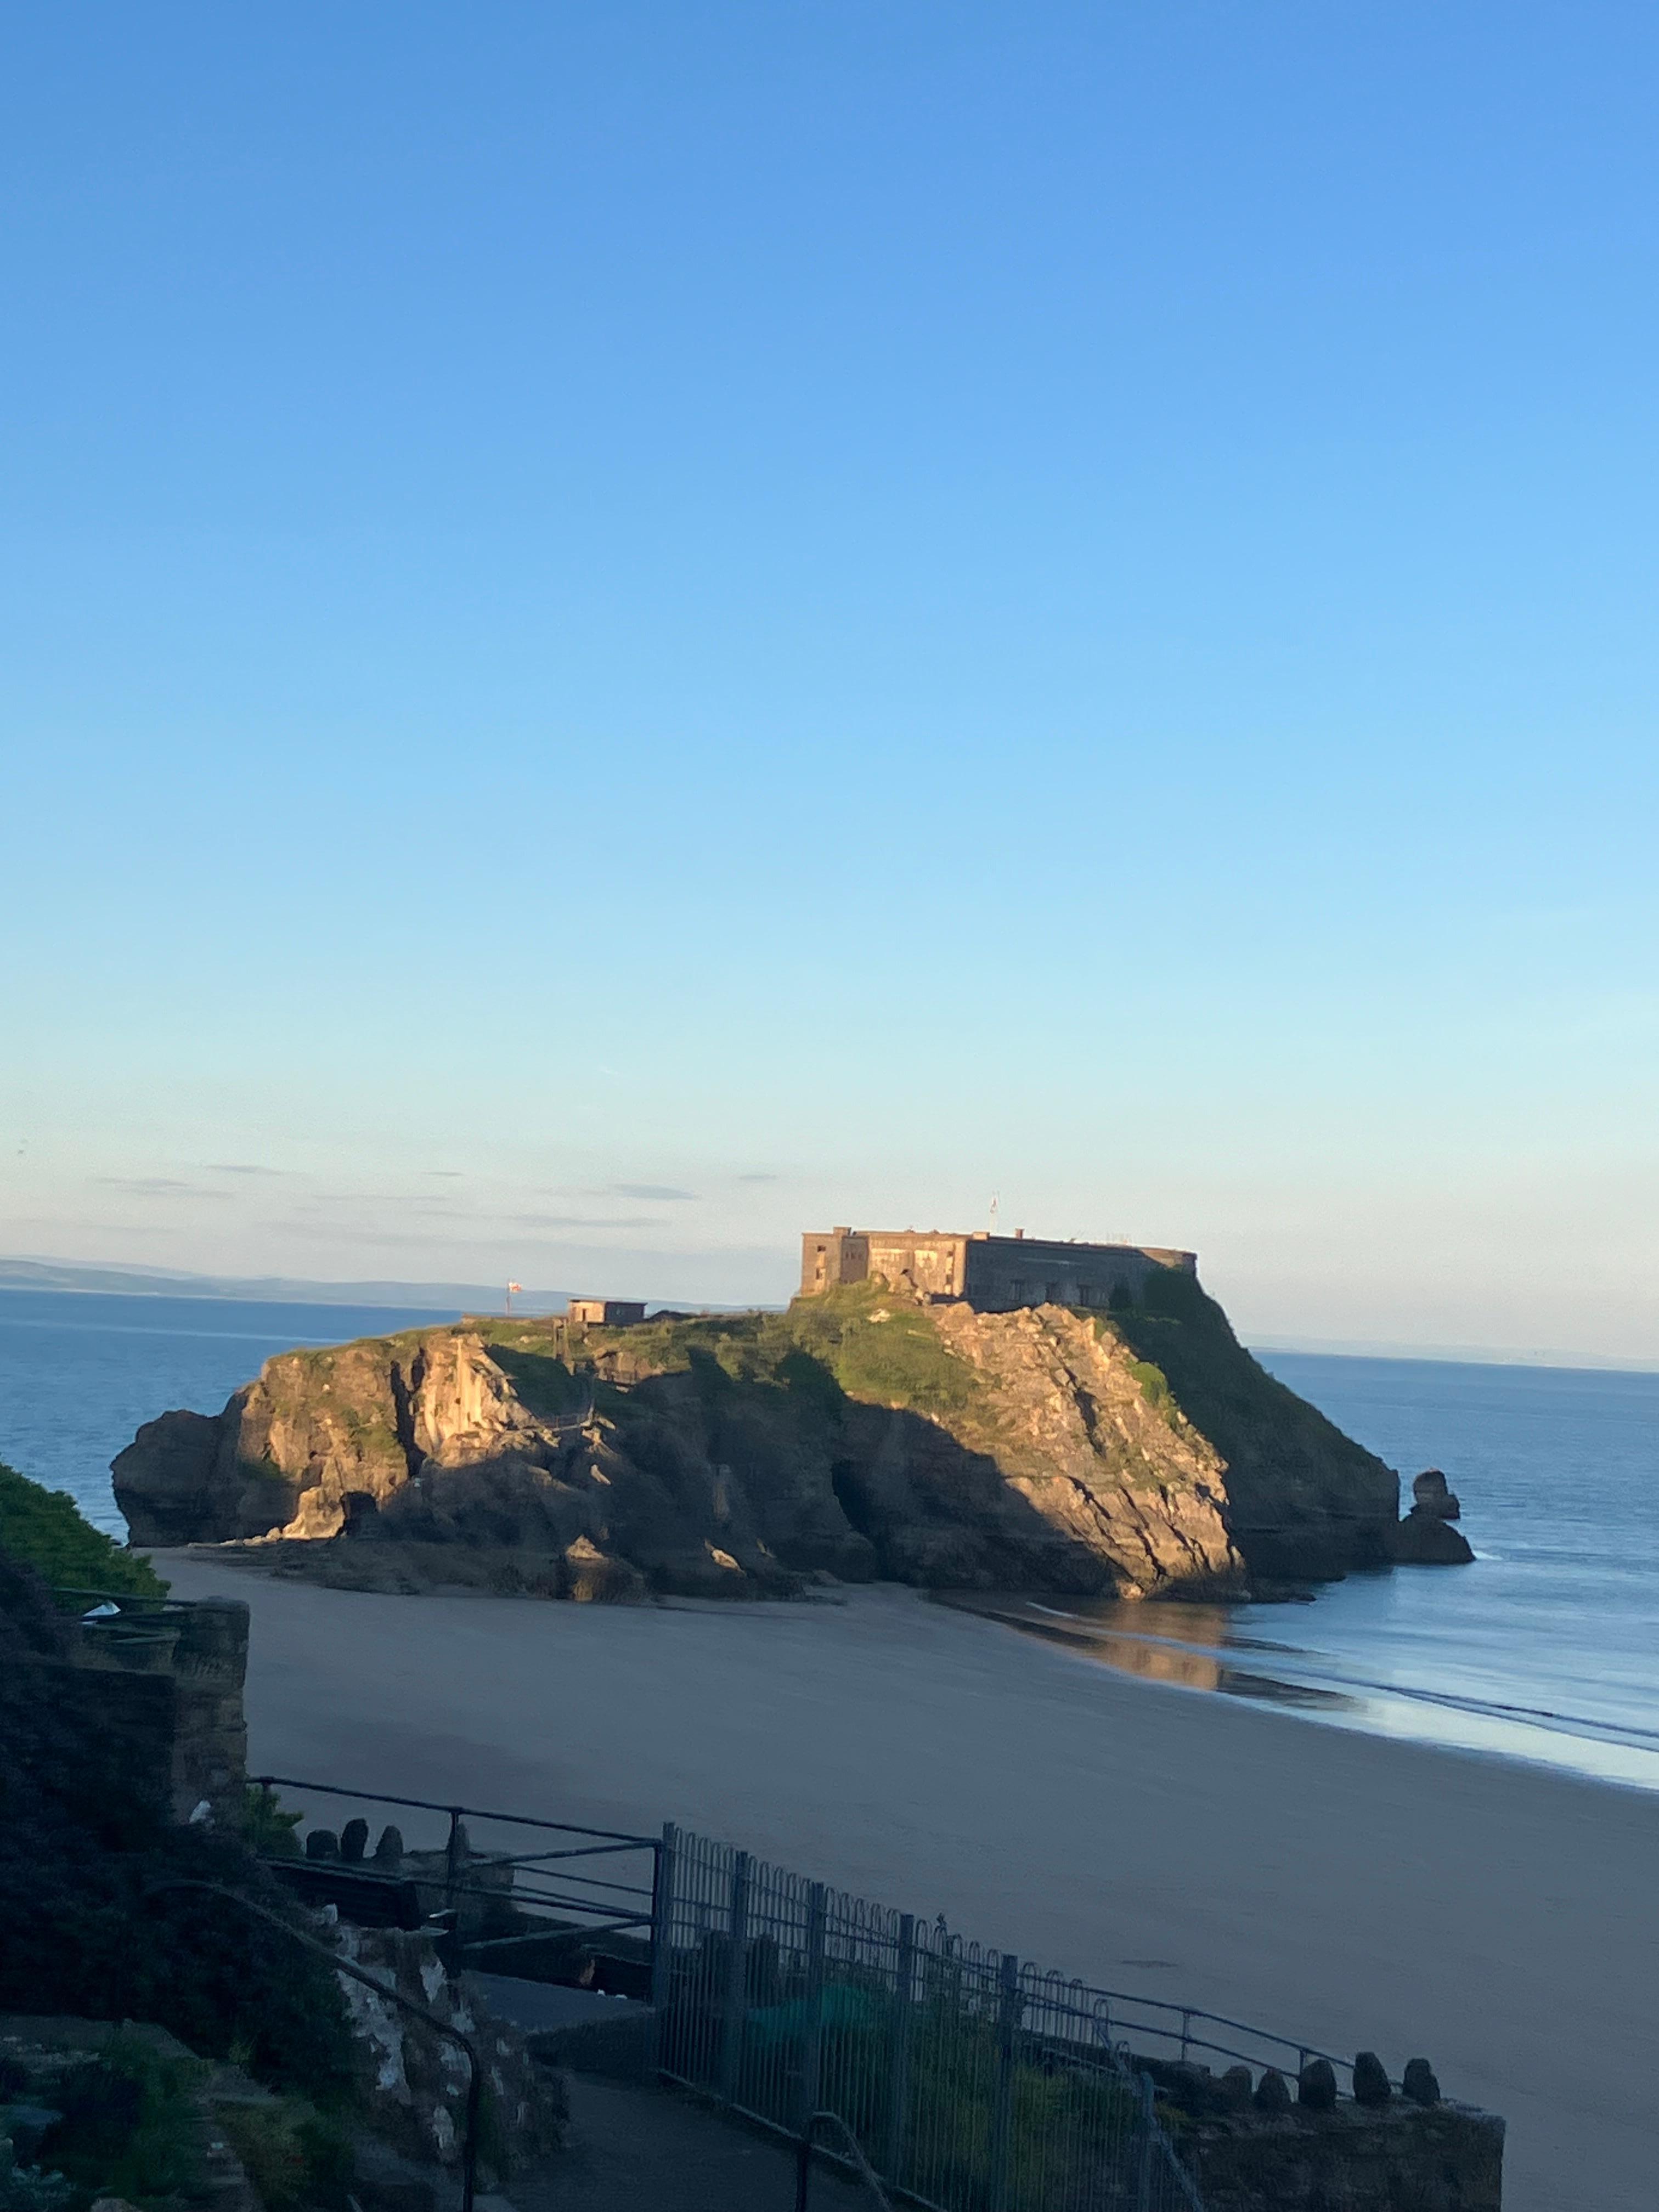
2, 2, 1656, 1358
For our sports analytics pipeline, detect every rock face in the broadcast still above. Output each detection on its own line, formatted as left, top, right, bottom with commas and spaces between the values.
1390, 1513, 1475, 1565
331, 1920, 566, 2182
1387, 1466, 1475, 1564
114, 1273, 1413, 1599
1410, 1468, 1462, 1519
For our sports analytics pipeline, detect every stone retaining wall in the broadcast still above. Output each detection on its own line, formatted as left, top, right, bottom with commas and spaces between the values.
1184, 2098, 1504, 2212
60, 1596, 250, 1820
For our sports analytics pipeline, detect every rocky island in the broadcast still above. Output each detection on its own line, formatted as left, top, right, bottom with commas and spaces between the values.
112, 1249, 1470, 1597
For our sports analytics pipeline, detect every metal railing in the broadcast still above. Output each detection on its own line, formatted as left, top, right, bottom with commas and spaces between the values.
52, 1584, 194, 1626
797, 2109, 896, 2209
657, 1825, 1204, 2212
51, 1584, 178, 1604
241, 1778, 1417, 2210
50, 1584, 202, 1658
1060, 1985, 1363, 2093
250, 1774, 661, 1961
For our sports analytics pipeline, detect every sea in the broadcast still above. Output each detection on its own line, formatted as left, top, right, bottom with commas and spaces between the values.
2, 1286, 1656, 1792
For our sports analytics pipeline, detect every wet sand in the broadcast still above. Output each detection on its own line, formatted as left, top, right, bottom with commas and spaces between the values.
159, 1559, 1659, 2212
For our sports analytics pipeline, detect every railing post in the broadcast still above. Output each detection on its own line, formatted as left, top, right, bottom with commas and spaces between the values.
718, 1849, 752, 2107
883, 1912, 916, 2186
988, 1951, 1021, 2212
1136, 2070, 1156, 2212
444, 1807, 464, 1918
649, 1821, 678, 2076
797, 1881, 828, 2130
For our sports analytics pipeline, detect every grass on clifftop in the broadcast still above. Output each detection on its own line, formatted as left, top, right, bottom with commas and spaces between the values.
0, 1459, 166, 1596
479, 1285, 980, 1420
774, 1283, 979, 1414
404, 1280, 1382, 1500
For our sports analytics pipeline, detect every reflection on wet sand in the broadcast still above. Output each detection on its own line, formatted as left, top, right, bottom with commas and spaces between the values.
935, 1594, 1357, 1712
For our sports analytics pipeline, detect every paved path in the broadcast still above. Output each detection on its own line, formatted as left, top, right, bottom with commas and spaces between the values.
517, 2076, 871, 2212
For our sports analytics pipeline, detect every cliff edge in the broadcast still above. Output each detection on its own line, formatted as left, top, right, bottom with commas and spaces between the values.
113, 1272, 1409, 1599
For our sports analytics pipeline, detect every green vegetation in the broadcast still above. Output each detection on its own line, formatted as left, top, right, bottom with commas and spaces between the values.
1097, 1265, 1392, 1512
239, 1782, 304, 1858
32, 2035, 208, 2211
0, 1460, 166, 1598
213, 2096, 352, 2211
780, 1283, 978, 1415
720, 1974, 1143, 2212
1128, 1358, 1170, 1409
475, 1285, 980, 1424
484, 1340, 591, 1421
10, 2035, 352, 2212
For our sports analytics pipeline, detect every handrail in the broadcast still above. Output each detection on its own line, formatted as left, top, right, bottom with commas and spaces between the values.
794, 2110, 894, 2210
49, 1586, 184, 1609
142, 1879, 482, 2212
1077, 1987, 1372, 2089
251, 1771, 655, 1844
251, 1776, 1343, 2089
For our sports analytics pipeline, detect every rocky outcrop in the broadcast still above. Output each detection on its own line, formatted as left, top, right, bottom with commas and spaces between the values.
1410, 1468, 1461, 1520
331, 1920, 566, 2183
112, 1275, 1423, 1600
1389, 1470, 1475, 1565
1390, 1520, 1474, 1564
859, 1301, 1242, 1593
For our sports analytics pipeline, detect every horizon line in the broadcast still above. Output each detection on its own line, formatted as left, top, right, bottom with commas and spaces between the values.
2, 1254, 1655, 1378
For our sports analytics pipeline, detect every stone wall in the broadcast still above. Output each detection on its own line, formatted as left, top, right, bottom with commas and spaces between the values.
1184, 2098, 1504, 2212
64, 1596, 250, 1820
799, 1227, 1200, 1310
961, 1234, 1197, 1311
1139, 2052, 1503, 2212
330, 1921, 568, 2183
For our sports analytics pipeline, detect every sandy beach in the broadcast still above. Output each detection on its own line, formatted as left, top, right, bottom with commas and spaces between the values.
159, 1559, 1659, 2212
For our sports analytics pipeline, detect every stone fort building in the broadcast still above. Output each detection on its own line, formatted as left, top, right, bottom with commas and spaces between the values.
799, 1227, 1198, 1312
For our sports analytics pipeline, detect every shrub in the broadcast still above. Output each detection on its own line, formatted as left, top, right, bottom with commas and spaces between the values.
1129, 1360, 1170, 1409
240, 1782, 303, 1858
213, 2097, 353, 2211
0, 1461, 165, 1599
37, 2035, 207, 2208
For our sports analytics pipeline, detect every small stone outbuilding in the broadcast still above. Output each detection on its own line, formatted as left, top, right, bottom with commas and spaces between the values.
565, 1297, 647, 1327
